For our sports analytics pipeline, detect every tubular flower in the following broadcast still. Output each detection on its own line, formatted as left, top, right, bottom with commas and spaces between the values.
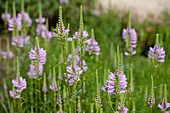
73, 30, 88, 40
36, 24, 47, 35
52, 24, 70, 38
117, 105, 128, 113
60, 0, 69, 3
12, 77, 27, 93
27, 64, 43, 79
1, 51, 14, 59
158, 99, 170, 111
18, 12, 32, 27
42, 85, 47, 93
11, 35, 30, 47
35, 17, 45, 23
64, 65, 83, 86
49, 81, 59, 91
148, 45, 165, 62
67, 54, 88, 71
1, 13, 11, 20
84, 38, 100, 56
122, 28, 137, 56
42, 30, 52, 41
107, 72, 127, 95
147, 96, 155, 108
8, 17, 22, 31
9, 90, 20, 98
29, 47, 46, 65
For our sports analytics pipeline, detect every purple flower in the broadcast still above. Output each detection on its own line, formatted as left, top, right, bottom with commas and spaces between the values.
64, 65, 83, 86
42, 85, 47, 93
9, 90, 20, 98
148, 45, 165, 62
8, 17, 22, 31
36, 24, 47, 35
118, 105, 128, 113
35, 17, 45, 23
49, 81, 59, 91
73, 30, 88, 40
18, 12, 32, 27
166, 111, 170, 113
147, 96, 155, 108
52, 24, 69, 38
27, 64, 43, 79
29, 47, 46, 64
42, 31, 52, 41
12, 77, 27, 93
60, 0, 69, 3
11, 35, 30, 47
158, 99, 170, 111
122, 28, 137, 56
1, 51, 14, 59
96, 98, 102, 108
1, 13, 11, 20
48, 74, 52, 81
67, 54, 88, 71
107, 72, 127, 95
84, 39, 100, 56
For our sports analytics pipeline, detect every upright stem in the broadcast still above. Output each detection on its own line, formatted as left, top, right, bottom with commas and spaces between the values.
154, 60, 158, 95
73, 85, 77, 113
115, 95, 118, 111
31, 76, 33, 113
38, 79, 41, 113
128, 53, 132, 113
63, 47, 72, 112
19, 92, 23, 113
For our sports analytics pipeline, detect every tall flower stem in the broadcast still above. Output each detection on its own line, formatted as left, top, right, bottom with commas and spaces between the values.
6, 38, 10, 81
79, 5, 85, 110
19, 92, 23, 113
31, 73, 34, 113
57, 6, 72, 112
154, 60, 158, 95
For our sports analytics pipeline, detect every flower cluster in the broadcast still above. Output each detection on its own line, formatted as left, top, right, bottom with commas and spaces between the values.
53, 24, 69, 38
27, 64, 43, 79
73, 30, 88, 40
65, 65, 83, 86
9, 77, 27, 98
36, 17, 52, 41
122, 28, 137, 56
11, 35, 30, 47
84, 38, 100, 56
158, 99, 170, 111
60, 0, 69, 3
67, 54, 88, 71
49, 81, 59, 91
148, 45, 165, 62
18, 12, 32, 27
1, 51, 14, 59
147, 96, 155, 108
117, 105, 128, 113
8, 17, 22, 31
106, 72, 127, 95
29, 47, 47, 64
1, 13, 11, 21
28, 46, 46, 78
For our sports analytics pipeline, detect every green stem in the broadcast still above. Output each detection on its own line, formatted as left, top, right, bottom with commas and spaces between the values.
54, 88, 56, 113
19, 93, 23, 113
31, 76, 33, 113
128, 51, 132, 113
63, 48, 72, 112
38, 79, 42, 113
43, 93, 47, 113
73, 85, 77, 113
